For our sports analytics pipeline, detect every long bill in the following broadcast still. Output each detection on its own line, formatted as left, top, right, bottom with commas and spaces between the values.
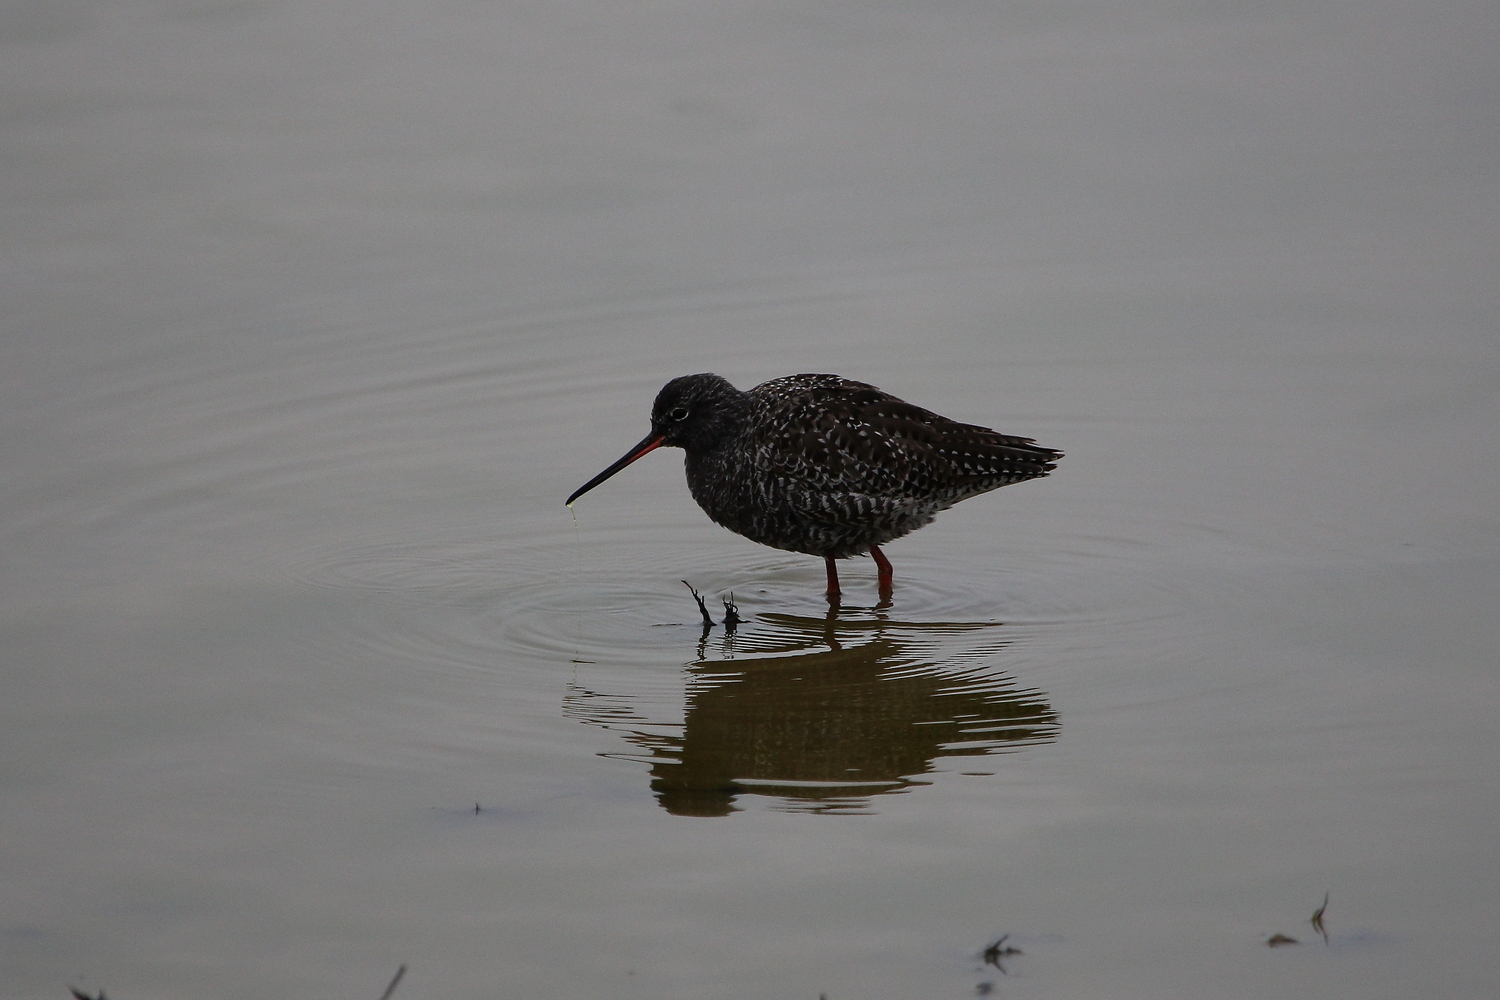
565, 432, 666, 506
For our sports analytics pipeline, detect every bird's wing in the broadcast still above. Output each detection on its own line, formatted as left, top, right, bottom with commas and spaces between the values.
754, 377, 1059, 499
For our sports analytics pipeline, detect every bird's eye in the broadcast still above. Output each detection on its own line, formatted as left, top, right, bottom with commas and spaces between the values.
669, 406, 689, 421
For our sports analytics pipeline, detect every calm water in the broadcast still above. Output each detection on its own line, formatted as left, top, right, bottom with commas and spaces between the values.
3, 2, 1498, 998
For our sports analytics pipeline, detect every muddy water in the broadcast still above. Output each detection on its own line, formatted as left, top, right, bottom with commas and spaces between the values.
3, 2, 1498, 999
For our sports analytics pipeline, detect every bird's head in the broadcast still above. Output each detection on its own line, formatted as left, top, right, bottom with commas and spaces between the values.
565, 373, 748, 506
648, 373, 746, 452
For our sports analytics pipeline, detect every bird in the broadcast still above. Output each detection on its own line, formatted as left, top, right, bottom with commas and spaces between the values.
565, 373, 1061, 599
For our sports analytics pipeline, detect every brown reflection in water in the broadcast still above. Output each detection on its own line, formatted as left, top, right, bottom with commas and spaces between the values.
566, 608, 1057, 816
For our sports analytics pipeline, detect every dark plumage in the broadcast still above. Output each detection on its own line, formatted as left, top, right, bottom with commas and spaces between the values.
566, 373, 1061, 598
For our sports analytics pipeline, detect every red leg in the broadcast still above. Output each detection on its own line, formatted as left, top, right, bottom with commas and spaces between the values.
870, 545, 893, 596
824, 555, 841, 599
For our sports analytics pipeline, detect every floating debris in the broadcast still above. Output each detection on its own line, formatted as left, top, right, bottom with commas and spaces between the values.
684, 581, 744, 630
1310, 892, 1330, 944
981, 934, 1023, 972
1269, 891, 1331, 947
683, 581, 715, 627
376, 963, 407, 1000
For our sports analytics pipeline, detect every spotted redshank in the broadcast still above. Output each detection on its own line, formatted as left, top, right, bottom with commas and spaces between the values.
566, 373, 1061, 599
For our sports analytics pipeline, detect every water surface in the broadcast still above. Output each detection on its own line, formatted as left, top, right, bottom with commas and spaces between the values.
2, 2, 1497, 998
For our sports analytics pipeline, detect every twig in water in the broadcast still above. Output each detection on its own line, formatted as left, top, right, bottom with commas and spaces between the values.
375, 964, 407, 1000
682, 581, 714, 627
981, 934, 1023, 972
1310, 892, 1329, 944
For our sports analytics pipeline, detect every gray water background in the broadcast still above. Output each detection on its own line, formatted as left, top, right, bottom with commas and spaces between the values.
2, 2, 1498, 998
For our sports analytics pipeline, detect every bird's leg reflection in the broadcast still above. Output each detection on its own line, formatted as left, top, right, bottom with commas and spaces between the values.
819, 602, 844, 651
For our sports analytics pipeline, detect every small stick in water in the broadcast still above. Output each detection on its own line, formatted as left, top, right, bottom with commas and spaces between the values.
376, 964, 407, 1000
981, 934, 1022, 972
682, 581, 714, 627
1310, 892, 1329, 944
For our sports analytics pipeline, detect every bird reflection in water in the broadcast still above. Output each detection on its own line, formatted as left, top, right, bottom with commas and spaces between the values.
564, 607, 1058, 816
